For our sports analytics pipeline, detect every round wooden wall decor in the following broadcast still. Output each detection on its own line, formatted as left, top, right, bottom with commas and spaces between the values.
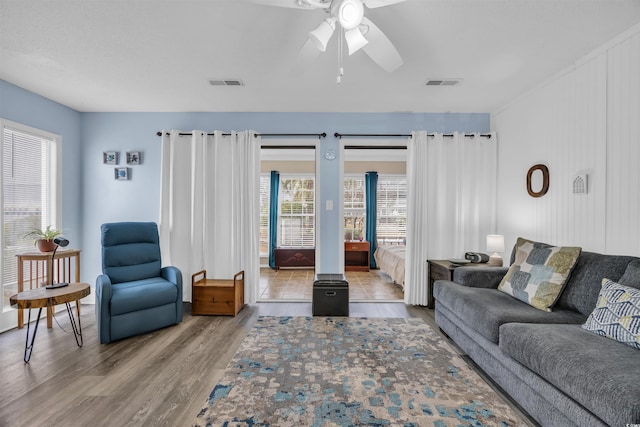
527, 164, 549, 197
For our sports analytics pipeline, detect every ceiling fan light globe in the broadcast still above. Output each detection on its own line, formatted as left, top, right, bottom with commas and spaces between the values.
337, 0, 364, 30
345, 27, 368, 55
308, 18, 336, 52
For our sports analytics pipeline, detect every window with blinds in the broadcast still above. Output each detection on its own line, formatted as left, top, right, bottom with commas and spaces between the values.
259, 174, 270, 256
1, 122, 59, 312
344, 176, 366, 241
278, 176, 315, 248
377, 175, 407, 244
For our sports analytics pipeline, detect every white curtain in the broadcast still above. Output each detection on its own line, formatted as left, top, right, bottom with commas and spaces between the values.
405, 131, 497, 306
159, 130, 260, 303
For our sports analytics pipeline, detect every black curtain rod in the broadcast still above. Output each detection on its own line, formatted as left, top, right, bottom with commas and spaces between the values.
156, 131, 490, 139
156, 131, 326, 138
262, 145, 316, 150
335, 132, 492, 138
261, 133, 326, 138
336, 133, 411, 138
344, 145, 406, 150
156, 131, 225, 137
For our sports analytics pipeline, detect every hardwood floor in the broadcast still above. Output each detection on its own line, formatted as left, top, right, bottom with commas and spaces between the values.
259, 268, 405, 301
0, 303, 534, 427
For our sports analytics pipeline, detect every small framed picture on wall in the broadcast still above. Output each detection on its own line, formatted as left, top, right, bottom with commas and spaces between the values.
103, 151, 119, 165
115, 167, 129, 181
126, 151, 142, 165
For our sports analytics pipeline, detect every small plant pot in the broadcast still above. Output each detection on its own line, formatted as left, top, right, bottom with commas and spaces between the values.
37, 239, 57, 252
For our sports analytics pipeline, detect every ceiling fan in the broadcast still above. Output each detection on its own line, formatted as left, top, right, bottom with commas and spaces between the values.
251, 0, 407, 75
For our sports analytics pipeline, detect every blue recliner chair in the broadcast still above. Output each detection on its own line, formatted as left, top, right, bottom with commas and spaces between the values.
95, 222, 183, 344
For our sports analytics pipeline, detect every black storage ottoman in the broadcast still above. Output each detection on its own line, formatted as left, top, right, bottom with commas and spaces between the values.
312, 273, 349, 316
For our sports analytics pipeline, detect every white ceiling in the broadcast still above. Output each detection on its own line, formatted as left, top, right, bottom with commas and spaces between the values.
1, 0, 639, 113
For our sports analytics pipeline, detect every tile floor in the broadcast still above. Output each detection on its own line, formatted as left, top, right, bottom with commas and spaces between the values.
258, 267, 404, 301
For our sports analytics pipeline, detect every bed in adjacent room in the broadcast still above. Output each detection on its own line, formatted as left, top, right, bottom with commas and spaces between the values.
374, 244, 406, 288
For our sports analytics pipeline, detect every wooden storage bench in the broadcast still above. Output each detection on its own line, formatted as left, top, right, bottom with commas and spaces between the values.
191, 270, 245, 316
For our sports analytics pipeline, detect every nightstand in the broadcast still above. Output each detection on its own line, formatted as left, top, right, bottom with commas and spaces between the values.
345, 241, 370, 272
427, 259, 491, 309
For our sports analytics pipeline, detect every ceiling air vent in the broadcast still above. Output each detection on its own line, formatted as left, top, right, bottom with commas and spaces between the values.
208, 79, 245, 87
425, 78, 463, 86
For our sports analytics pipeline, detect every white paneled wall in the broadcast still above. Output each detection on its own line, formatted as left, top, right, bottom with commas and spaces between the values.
606, 31, 640, 255
492, 55, 607, 253
492, 26, 640, 257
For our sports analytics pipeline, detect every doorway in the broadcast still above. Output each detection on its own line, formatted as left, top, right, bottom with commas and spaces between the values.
259, 144, 317, 301
258, 141, 406, 302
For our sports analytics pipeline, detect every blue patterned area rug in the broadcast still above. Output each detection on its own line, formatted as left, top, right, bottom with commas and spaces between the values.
194, 316, 525, 426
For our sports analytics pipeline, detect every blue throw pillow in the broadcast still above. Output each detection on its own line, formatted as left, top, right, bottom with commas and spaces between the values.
582, 279, 640, 350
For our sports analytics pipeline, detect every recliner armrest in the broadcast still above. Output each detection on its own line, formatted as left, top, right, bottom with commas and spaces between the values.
162, 266, 183, 322
95, 274, 113, 344
452, 266, 509, 289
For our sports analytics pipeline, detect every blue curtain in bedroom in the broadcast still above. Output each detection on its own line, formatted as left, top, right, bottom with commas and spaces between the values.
365, 171, 378, 269
269, 171, 280, 269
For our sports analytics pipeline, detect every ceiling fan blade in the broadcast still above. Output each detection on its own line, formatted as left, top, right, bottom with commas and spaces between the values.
247, 0, 329, 9
287, 38, 322, 77
298, 38, 323, 63
360, 17, 403, 72
362, 0, 408, 9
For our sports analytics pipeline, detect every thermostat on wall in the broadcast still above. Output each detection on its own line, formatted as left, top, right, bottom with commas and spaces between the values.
325, 149, 336, 160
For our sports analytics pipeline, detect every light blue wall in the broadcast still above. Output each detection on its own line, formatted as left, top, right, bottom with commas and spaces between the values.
0, 80, 83, 256
1, 79, 490, 291
81, 112, 489, 282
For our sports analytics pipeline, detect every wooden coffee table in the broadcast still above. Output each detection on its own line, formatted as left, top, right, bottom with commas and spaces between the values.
10, 282, 90, 363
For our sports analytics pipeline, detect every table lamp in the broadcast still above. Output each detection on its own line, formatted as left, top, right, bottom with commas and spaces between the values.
487, 234, 505, 267
45, 236, 70, 289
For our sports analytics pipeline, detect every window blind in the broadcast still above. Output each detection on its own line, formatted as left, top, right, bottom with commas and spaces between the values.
2, 126, 53, 289
259, 174, 270, 256
278, 176, 315, 247
377, 175, 407, 244
344, 176, 366, 241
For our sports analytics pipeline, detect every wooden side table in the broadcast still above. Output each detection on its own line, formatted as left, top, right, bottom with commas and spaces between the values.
191, 270, 245, 316
16, 249, 81, 329
427, 259, 491, 309
10, 282, 90, 363
345, 241, 370, 272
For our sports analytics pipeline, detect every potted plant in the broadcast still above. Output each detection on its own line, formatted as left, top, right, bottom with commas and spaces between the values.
24, 225, 63, 252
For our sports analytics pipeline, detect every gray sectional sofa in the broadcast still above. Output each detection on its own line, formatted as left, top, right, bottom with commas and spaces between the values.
434, 250, 640, 427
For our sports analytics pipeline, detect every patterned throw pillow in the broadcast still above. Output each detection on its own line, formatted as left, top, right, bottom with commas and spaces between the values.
498, 237, 581, 311
583, 279, 640, 350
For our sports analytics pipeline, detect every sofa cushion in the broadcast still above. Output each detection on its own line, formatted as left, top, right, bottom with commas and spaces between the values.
619, 259, 640, 289
582, 278, 640, 349
110, 277, 178, 315
498, 237, 581, 311
556, 252, 637, 316
434, 281, 585, 343
499, 323, 640, 426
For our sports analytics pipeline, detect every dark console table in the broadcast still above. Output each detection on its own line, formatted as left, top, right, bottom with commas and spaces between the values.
274, 248, 315, 269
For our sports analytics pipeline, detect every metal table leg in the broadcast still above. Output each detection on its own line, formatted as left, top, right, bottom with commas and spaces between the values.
65, 302, 83, 347
24, 308, 43, 363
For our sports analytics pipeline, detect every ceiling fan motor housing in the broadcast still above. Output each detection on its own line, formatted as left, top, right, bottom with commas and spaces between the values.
333, 0, 364, 29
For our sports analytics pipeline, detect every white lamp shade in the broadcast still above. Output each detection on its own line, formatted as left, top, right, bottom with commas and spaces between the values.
345, 27, 368, 55
486, 235, 505, 253
309, 18, 336, 52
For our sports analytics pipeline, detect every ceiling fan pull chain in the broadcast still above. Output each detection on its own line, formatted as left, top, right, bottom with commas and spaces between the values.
337, 27, 345, 84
